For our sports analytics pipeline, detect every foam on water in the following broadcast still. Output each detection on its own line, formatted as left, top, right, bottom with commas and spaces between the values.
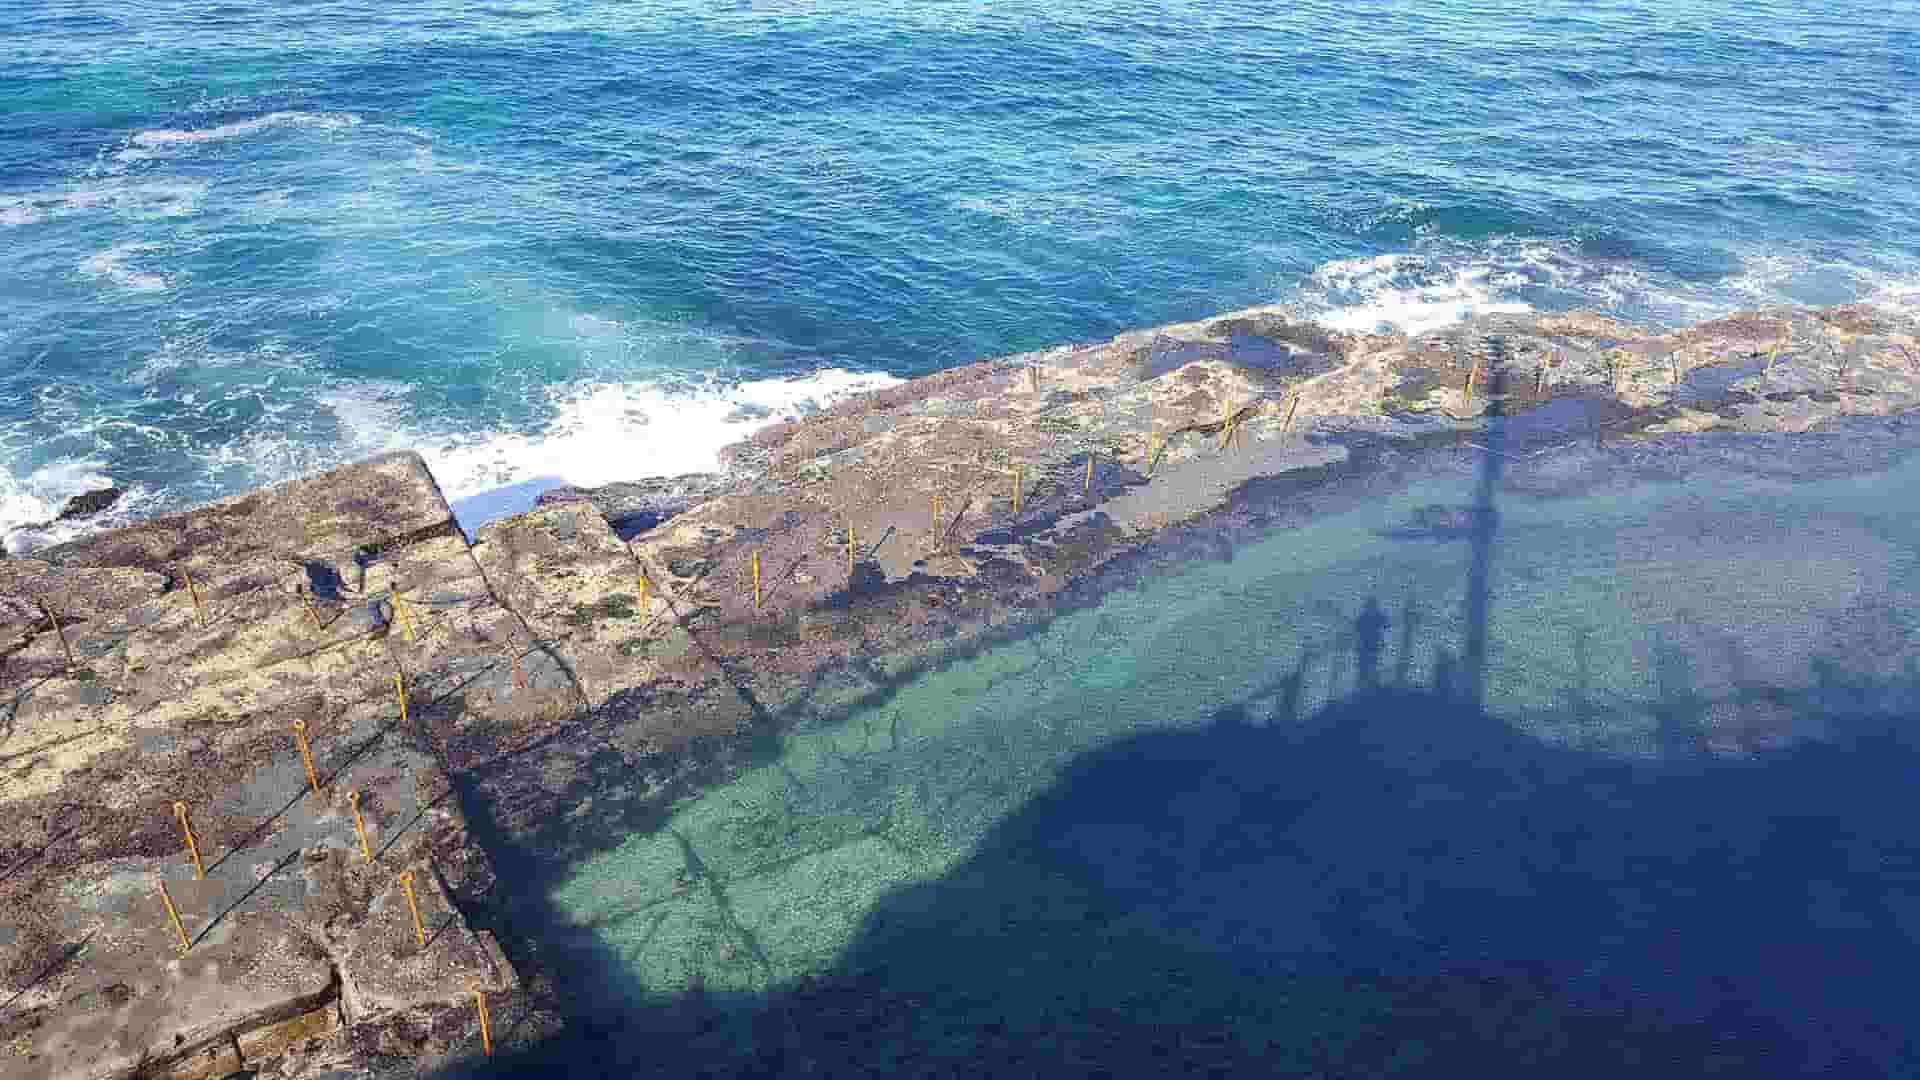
1294, 236, 1920, 336
0, 179, 208, 228
290, 367, 906, 535
2, 365, 901, 552
78, 241, 171, 292
113, 111, 364, 163
1302, 253, 1535, 336
428, 369, 901, 533
0, 458, 161, 556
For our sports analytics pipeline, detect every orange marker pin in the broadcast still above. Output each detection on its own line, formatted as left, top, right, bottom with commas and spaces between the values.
474, 987, 494, 1056
297, 585, 322, 630
157, 879, 192, 954
348, 789, 374, 862
173, 802, 205, 879
399, 870, 427, 948
292, 720, 321, 797
39, 600, 74, 670
181, 566, 206, 628
392, 592, 417, 643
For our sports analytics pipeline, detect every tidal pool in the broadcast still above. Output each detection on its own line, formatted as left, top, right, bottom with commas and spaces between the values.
536, 421, 1920, 1074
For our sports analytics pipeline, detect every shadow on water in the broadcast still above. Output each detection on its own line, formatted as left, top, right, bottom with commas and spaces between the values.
437, 348, 1920, 1076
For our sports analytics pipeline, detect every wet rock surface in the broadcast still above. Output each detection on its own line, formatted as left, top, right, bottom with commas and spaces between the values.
54, 489, 123, 523
2, 302, 1917, 1076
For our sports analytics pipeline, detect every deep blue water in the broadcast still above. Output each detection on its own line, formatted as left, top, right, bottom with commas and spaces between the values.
4, 0, 1918, 548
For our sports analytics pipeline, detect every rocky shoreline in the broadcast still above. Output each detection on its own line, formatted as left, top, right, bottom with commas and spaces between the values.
2, 299, 1916, 1078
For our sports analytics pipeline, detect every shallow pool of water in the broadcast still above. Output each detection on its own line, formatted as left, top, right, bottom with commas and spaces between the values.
534, 421, 1920, 1074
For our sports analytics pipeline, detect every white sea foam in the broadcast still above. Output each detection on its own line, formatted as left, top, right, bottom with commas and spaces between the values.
197, 366, 905, 539
1290, 236, 1920, 337
0, 178, 206, 228
433, 371, 902, 533
0, 470, 57, 553
7, 363, 898, 552
1865, 274, 1920, 315
1301, 253, 1533, 336
0, 459, 155, 556
115, 111, 363, 162
78, 242, 170, 292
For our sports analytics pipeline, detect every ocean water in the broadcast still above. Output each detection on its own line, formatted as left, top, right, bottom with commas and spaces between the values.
4, 0, 1918, 550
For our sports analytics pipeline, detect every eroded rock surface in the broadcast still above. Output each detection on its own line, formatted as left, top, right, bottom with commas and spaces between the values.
2, 453, 559, 1079
4, 303, 1917, 1076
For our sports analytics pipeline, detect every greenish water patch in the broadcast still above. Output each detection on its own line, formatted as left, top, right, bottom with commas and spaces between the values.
551, 433, 1920, 1007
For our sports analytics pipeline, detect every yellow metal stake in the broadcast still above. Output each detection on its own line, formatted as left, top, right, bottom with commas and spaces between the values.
399, 870, 427, 948
392, 592, 416, 643
752, 550, 762, 610
1147, 434, 1164, 478
474, 987, 494, 1056
931, 494, 941, 544
1084, 455, 1094, 496
348, 790, 373, 863
173, 802, 205, 879
157, 879, 191, 954
181, 566, 206, 628
847, 524, 855, 577
638, 574, 648, 613
1012, 467, 1023, 514
394, 673, 409, 727
292, 720, 321, 797
39, 600, 74, 670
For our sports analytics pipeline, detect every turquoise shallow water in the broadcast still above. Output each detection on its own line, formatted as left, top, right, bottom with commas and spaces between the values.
528, 420, 1920, 1074
4, 0, 1918, 548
